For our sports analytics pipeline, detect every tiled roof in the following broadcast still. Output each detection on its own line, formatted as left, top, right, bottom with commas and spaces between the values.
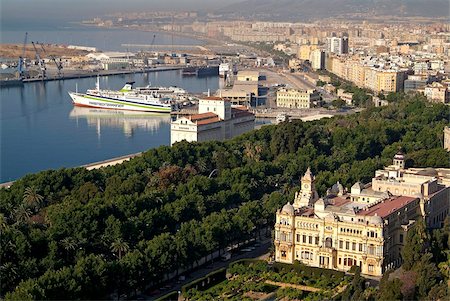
356, 196, 417, 218
196, 117, 222, 125
189, 112, 217, 121
231, 107, 255, 118
186, 112, 222, 126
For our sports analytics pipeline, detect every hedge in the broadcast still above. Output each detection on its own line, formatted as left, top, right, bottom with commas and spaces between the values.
181, 268, 227, 294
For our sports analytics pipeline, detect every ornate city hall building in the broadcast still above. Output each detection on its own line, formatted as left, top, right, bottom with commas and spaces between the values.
274, 153, 450, 277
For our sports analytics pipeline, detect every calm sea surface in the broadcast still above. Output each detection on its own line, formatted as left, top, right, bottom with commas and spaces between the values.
1, 23, 202, 51
0, 71, 220, 182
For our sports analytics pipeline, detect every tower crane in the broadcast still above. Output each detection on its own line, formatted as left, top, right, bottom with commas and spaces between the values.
31, 41, 46, 79
39, 43, 63, 78
17, 32, 28, 79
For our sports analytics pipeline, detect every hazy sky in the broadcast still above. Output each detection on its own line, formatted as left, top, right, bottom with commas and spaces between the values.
1, 0, 242, 28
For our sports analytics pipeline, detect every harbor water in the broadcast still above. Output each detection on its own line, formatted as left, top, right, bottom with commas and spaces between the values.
0, 71, 220, 182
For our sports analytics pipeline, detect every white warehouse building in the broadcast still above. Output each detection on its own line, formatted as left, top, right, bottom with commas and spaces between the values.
170, 96, 255, 145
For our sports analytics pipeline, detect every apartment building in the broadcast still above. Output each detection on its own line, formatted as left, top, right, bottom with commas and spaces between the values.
310, 49, 325, 70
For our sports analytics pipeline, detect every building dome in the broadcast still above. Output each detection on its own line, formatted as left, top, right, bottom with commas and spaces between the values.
394, 151, 404, 161
281, 202, 295, 215
369, 215, 383, 225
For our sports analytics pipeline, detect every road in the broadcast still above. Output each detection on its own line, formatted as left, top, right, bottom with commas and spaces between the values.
145, 238, 272, 301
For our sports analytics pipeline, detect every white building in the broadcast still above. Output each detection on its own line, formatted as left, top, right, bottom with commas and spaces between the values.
326, 37, 349, 55
170, 96, 255, 145
85, 52, 143, 70
276, 88, 321, 109
310, 49, 325, 70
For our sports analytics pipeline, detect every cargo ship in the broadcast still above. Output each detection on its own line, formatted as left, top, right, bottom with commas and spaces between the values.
68, 78, 174, 113
182, 66, 219, 77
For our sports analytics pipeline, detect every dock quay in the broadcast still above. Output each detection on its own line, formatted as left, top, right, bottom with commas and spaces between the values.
1, 66, 185, 86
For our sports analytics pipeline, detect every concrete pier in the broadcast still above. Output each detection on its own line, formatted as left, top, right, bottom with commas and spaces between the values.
19, 66, 184, 84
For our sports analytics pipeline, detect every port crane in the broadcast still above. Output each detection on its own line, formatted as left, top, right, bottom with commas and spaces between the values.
17, 32, 28, 79
31, 41, 47, 79
38, 42, 63, 78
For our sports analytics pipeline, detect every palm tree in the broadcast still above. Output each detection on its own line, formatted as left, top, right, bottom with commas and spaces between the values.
23, 186, 44, 209
196, 158, 208, 174
110, 238, 130, 259
61, 237, 77, 252
0, 213, 9, 233
13, 204, 32, 224
244, 142, 255, 160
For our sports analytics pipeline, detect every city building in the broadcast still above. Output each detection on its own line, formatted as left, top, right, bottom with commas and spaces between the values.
170, 96, 255, 145
276, 88, 321, 109
404, 75, 428, 93
375, 70, 406, 93
424, 82, 449, 104
236, 70, 260, 82
327, 37, 349, 55
310, 49, 325, 70
298, 45, 318, 61
445, 126, 450, 151
337, 89, 354, 105
274, 153, 450, 277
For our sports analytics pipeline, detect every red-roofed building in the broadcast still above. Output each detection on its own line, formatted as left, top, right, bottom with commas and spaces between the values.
171, 96, 255, 145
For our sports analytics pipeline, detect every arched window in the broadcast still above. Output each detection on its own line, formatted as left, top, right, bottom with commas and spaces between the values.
325, 237, 333, 248
301, 251, 312, 260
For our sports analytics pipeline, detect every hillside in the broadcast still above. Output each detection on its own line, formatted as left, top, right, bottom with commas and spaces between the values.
217, 0, 450, 21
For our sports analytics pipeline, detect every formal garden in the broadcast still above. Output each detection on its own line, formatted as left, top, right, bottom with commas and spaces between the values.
181, 259, 351, 301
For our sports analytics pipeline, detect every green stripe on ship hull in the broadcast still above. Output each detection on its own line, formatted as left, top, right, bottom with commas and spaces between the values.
81, 95, 171, 112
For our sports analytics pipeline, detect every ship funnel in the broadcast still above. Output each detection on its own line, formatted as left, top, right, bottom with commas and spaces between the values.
120, 81, 135, 92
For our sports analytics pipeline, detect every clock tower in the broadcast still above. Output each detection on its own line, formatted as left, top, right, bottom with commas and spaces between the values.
293, 167, 319, 209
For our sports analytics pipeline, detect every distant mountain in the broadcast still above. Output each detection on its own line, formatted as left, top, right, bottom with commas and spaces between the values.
216, 0, 450, 20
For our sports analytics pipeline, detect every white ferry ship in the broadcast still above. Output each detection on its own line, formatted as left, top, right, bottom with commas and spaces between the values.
68, 78, 174, 113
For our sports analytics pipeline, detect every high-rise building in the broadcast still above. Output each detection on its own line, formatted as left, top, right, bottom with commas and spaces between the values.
326, 37, 349, 55
310, 49, 325, 70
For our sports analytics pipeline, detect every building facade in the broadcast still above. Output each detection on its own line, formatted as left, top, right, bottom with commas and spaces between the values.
274, 153, 450, 277
327, 37, 349, 55
424, 82, 449, 104
445, 126, 450, 151
170, 97, 255, 145
310, 49, 325, 70
276, 88, 321, 109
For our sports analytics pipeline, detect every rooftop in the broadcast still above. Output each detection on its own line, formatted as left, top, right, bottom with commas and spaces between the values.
356, 196, 417, 218
189, 112, 217, 121
201, 96, 227, 101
